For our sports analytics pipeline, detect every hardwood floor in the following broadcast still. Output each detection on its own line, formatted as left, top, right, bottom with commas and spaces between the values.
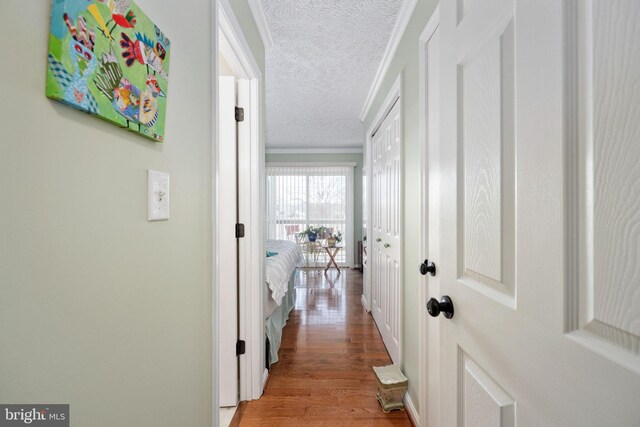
235, 268, 412, 426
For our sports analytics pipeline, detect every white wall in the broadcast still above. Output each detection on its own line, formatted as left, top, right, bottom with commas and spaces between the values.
0, 1, 215, 425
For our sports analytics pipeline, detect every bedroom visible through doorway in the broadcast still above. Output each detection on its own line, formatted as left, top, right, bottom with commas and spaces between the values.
266, 163, 355, 267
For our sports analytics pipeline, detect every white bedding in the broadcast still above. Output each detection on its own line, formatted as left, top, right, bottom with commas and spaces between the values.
265, 239, 302, 306
264, 285, 279, 319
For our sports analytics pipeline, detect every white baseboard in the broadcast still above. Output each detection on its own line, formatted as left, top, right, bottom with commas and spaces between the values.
404, 393, 420, 426
262, 368, 269, 391
361, 294, 370, 312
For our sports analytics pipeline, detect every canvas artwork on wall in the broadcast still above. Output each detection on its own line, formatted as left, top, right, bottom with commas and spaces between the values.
46, 0, 170, 142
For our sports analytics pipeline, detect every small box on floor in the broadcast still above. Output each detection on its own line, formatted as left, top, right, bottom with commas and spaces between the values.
373, 364, 408, 413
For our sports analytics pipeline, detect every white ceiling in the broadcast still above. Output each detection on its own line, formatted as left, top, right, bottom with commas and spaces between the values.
261, 0, 404, 149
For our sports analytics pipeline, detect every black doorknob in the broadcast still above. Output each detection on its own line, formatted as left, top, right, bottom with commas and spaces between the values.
426, 296, 454, 319
420, 260, 436, 276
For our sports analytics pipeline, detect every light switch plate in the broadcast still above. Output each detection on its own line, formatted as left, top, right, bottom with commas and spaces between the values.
148, 170, 170, 221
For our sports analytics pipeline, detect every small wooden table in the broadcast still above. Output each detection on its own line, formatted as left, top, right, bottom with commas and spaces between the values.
322, 244, 343, 272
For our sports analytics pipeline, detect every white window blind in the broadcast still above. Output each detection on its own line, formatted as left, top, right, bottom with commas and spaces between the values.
266, 164, 355, 266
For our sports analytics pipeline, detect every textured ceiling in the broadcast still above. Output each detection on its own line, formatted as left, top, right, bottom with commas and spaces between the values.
261, 0, 404, 148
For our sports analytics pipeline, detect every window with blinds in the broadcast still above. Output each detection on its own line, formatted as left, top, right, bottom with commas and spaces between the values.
266, 164, 354, 266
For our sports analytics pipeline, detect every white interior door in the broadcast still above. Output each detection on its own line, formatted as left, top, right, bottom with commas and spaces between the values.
218, 75, 238, 408
433, 0, 640, 425
371, 100, 402, 364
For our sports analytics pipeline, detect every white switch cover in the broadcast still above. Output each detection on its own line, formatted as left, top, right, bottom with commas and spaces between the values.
148, 170, 170, 221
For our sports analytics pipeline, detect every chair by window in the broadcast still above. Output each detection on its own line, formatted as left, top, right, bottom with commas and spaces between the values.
285, 225, 301, 242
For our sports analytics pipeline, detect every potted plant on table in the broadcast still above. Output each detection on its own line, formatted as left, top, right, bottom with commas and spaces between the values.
299, 225, 326, 242
327, 230, 342, 247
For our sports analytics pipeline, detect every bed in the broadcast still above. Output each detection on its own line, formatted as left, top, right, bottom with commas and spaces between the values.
265, 239, 302, 367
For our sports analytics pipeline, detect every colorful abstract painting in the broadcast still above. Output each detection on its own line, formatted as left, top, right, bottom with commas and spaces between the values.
46, 0, 170, 142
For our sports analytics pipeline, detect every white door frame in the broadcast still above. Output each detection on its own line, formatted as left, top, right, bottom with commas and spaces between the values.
363, 142, 371, 311
216, 0, 266, 414
418, 7, 440, 427
363, 73, 403, 357
210, 4, 219, 425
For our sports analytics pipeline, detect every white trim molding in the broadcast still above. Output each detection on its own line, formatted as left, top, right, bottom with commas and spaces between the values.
247, 0, 273, 51
418, 7, 439, 427
219, 0, 262, 79
359, 0, 418, 122
238, 78, 266, 402
404, 393, 420, 426
368, 73, 403, 138
361, 294, 369, 311
211, 1, 219, 424
266, 147, 363, 155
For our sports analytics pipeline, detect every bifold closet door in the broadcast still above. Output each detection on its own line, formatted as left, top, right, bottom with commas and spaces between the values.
371, 99, 402, 364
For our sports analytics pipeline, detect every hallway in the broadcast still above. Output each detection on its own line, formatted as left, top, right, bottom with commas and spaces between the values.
234, 269, 412, 426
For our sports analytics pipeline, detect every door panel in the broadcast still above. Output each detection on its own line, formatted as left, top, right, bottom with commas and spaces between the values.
373, 244, 384, 320
388, 257, 400, 350
371, 133, 382, 318
568, 0, 640, 369
460, 351, 515, 427
456, 7, 516, 313
436, 0, 640, 425
459, 19, 515, 303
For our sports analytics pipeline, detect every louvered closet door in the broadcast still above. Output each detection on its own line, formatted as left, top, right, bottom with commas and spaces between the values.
371, 100, 402, 364
434, 1, 640, 425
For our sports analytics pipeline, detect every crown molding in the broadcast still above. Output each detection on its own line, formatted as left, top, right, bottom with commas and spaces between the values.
247, 0, 273, 52
266, 147, 363, 155
358, 0, 418, 122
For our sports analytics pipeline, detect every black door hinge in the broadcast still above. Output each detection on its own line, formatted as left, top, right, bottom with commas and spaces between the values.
235, 223, 245, 238
235, 106, 244, 122
236, 340, 246, 356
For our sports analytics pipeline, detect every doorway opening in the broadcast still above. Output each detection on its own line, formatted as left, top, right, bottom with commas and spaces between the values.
216, 0, 265, 424
265, 163, 356, 268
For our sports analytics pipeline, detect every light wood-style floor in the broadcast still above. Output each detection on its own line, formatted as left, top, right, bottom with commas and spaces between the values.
233, 268, 412, 426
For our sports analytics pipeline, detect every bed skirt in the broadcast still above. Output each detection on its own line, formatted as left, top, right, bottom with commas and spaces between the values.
265, 270, 297, 367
